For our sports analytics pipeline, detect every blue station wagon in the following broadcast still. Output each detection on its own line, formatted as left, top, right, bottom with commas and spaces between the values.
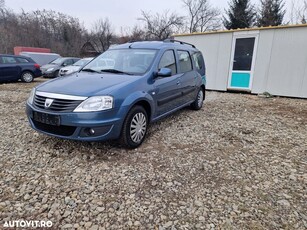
0, 54, 42, 83
26, 40, 206, 148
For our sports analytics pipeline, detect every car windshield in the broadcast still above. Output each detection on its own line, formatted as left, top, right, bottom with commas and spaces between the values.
50, 58, 65, 65
73, 59, 92, 66
83, 49, 157, 75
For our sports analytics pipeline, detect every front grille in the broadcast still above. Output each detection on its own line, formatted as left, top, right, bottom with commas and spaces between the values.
32, 120, 76, 136
34, 94, 83, 112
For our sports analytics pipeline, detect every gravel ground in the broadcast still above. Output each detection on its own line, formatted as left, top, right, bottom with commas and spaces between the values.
0, 78, 306, 229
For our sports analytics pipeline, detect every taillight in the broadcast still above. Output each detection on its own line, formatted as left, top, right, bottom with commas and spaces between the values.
34, 63, 40, 69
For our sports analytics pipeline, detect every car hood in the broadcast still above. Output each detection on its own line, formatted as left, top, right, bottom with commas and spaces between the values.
41, 64, 58, 70
36, 72, 140, 96
61, 66, 80, 72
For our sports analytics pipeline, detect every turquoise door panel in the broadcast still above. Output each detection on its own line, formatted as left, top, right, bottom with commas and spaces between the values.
231, 73, 250, 88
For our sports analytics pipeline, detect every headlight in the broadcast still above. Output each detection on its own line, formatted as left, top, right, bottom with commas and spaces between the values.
47, 68, 54, 72
28, 88, 35, 105
74, 96, 113, 112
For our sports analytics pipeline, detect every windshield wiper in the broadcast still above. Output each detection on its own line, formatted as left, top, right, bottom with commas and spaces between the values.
101, 69, 133, 75
81, 68, 100, 73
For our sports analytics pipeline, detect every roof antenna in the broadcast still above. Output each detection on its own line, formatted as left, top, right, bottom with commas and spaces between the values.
128, 40, 136, 48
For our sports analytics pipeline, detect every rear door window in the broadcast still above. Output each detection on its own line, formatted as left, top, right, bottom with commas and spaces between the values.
192, 52, 205, 76
177, 50, 192, 73
2, 56, 17, 64
158, 50, 177, 76
16, 57, 30, 63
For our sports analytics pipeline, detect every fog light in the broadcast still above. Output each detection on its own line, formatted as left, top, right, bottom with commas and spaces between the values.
79, 126, 112, 137
89, 128, 95, 135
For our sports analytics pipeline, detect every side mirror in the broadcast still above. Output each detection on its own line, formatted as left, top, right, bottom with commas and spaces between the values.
157, 68, 172, 77
62, 63, 67, 67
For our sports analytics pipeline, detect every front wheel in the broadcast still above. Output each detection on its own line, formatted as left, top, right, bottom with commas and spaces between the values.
21, 71, 34, 83
54, 70, 59, 78
120, 106, 148, 149
191, 88, 204, 110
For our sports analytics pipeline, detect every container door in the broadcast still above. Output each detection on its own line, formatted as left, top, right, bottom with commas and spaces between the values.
228, 35, 258, 91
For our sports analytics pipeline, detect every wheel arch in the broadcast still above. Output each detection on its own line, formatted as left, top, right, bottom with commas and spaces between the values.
200, 84, 206, 100
20, 69, 34, 76
133, 100, 152, 122
119, 91, 155, 123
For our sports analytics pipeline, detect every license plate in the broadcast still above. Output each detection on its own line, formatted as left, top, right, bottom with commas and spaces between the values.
33, 111, 60, 126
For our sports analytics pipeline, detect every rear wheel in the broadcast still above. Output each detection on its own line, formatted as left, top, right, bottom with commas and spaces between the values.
191, 88, 204, 110
21, 71, 34, 83
120, 106, 148, 148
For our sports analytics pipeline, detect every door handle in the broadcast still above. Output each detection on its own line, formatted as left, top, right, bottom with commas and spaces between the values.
176, 81, 180, 85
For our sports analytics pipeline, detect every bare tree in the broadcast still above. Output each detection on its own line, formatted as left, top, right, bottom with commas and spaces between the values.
90, 18, 114, 52
289, 0, 307, 24
0, 7, 19, 53
0, 8, 86, 55
119, 25, 146, 43
138, 10, 184, 40
303, 0, 307, 23
182, 0, 221, 33
0, 0, 5, 8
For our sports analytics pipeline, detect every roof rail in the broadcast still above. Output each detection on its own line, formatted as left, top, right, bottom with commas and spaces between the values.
163, 39, 196, 48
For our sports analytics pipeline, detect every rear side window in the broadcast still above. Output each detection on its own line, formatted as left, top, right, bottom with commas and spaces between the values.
177, 50, 192, 73
192, 52, 205, 76
2, 56, 17, 64
16, 57, 30, 63
192, 52, 204, 70
158, 50, 177, 75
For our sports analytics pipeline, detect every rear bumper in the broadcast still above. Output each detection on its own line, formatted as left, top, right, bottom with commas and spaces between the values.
33, 69, 42, 78
26, 103, 125, 141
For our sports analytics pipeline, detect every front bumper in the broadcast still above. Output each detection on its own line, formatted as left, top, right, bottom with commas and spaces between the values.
42, 71, 58, 78
59, 70, 74, 76
26, 103, 124, 141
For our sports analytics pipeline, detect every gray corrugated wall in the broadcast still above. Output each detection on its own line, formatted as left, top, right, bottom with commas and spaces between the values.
176, 33, 233, 91
252, 27, 307, 98
175, 26, 307, 98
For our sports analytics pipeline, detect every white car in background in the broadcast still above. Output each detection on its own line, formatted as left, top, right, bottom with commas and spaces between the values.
59, 57, 93, 76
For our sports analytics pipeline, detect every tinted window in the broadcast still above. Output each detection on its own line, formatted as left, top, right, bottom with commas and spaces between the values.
63, 59, 74, 66
233, 38, 255, 71
192, 52, 203, 70
2, 56, 17, 64
17, 57, 30, 63
50, 58, 65, 65
178, 50, 192, 73
158, 50, 176, 75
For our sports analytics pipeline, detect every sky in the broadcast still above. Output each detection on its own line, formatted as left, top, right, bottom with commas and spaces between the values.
3, 0, 296, 33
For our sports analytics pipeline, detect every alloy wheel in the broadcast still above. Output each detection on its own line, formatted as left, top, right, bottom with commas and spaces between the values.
130, 112, 147, 143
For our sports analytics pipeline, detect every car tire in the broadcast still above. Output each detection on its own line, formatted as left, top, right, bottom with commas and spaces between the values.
120, 105, 148, 149
21, 71, 34, 83
54, 70, 59, 78
191, 88, 205, 110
